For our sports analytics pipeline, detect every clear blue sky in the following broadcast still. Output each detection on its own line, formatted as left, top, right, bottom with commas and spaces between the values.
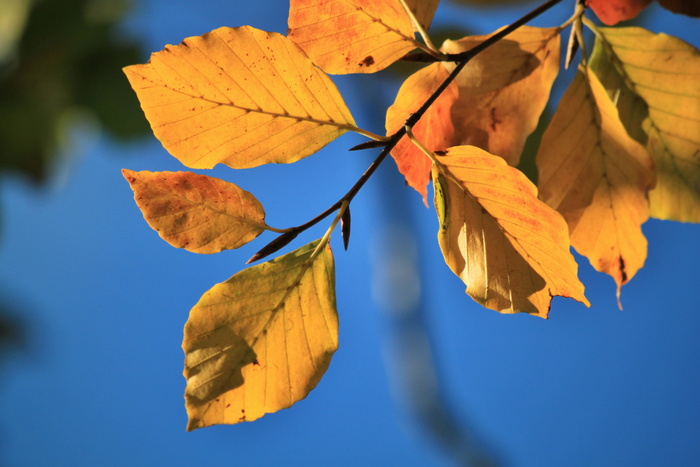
1, 1, 699, 466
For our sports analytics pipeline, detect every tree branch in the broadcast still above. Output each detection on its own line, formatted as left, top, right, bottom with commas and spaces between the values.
248, 0, 565, 263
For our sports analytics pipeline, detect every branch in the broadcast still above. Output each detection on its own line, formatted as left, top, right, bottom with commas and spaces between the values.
248, 0, 565, 263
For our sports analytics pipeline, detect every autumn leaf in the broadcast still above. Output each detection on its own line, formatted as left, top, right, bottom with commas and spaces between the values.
593, 27, 700, 222
588, 38, 649, 145
288, 0, 423, 74
386, 63, 458, 203
183, 240, 338, 430
124, 26, 357, 170
586, 0, 652, 26
433, 146, 589, 318
537, 69, 655, 299
440, 26, 560, 166
122, 170, 268, 254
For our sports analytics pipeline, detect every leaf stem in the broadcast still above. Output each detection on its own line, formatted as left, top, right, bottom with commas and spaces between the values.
397, 0, 445, 58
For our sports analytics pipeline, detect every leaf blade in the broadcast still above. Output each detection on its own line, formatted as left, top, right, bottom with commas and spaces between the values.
122, 170, 267, 253
434, 146, 589, 318
124, 26, 356, 169
441, 26, 561, 166
536, 70, 655, 297
386, 63, 458, 203
596, 27, 700, 222
288, 0, 421, 74
183, 240, 338, 430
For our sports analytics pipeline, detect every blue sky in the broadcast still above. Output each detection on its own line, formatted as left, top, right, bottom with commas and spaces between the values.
1, 1, 699, 466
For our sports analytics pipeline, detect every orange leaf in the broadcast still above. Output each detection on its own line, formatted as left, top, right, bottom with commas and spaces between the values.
288, 0, 422, 74
434, 146, 589, 318
123, 170, 267, 253
123, 26, 356, 170
440, 26, 560, 166
386, 63, 458, 203
536, 70, 655, 301
586, 0, 653, 26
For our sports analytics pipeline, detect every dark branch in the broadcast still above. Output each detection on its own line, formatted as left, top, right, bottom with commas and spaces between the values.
248, 0, 564, 263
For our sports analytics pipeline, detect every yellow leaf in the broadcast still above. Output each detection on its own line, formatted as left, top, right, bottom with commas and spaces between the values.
183, 240, 338, 430
288, 0, 422, 74
589, 38, 649, 146
536, 70, 655, 299
386, 63, 458, 203
433, 146, 589, 318
122, 170, 267, 254
598, 27, 700, 222
124, 26, 356, 170
440, 26, 560, 166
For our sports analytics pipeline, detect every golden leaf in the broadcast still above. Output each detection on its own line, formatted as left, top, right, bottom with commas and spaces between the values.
124, 26, 356, 170
288, 0, 422, 74
386, 63, 458, 203
596, 27, 700, 222
434, 146, 589, 318
536, 70, 655, 299
122, 170, 267, 254
183, 240, 338, 430
441, 26, 560, 166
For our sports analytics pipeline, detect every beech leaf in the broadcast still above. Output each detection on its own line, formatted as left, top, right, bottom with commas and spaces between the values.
433, 146, 589, 318
595, 27, 700, 222
122, 170, 267, 254
585, 0, 652, 26
288, 0, 422, 74
183, 240, 338, 430
536, 70, 655, 299
441, 26, 560, 166
386, 63, 458, 203
124, 26, 356, 170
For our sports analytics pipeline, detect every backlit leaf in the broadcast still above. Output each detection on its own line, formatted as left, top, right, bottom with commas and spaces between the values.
589, 38, 649, 145
537, 70, 655, 299
386, 63, 458, 203
288, 0, 422, 74
597, 27, 700, 222
433, 146, 589, 318
124, 26, 356, 170
586, 0, 652, 26
122, 170, 267, 254
441, 26, 560, 166
183, 240, 338, 430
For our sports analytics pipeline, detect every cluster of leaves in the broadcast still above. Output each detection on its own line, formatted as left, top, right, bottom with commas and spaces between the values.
123, 0, 699, 430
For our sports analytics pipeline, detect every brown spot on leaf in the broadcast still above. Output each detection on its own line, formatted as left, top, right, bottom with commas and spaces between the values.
490, 108, 502, 131
359, 56, 375, 67
619, 255, 628, 283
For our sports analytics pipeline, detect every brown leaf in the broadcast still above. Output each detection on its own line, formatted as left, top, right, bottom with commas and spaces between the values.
123, 170, 267, 253
441, 26, 560, 166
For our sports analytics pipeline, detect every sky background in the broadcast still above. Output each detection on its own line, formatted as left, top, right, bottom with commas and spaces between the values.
1, 1, 699, 466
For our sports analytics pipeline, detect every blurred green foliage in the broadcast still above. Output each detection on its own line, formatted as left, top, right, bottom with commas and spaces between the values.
0, 0, 149, 183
